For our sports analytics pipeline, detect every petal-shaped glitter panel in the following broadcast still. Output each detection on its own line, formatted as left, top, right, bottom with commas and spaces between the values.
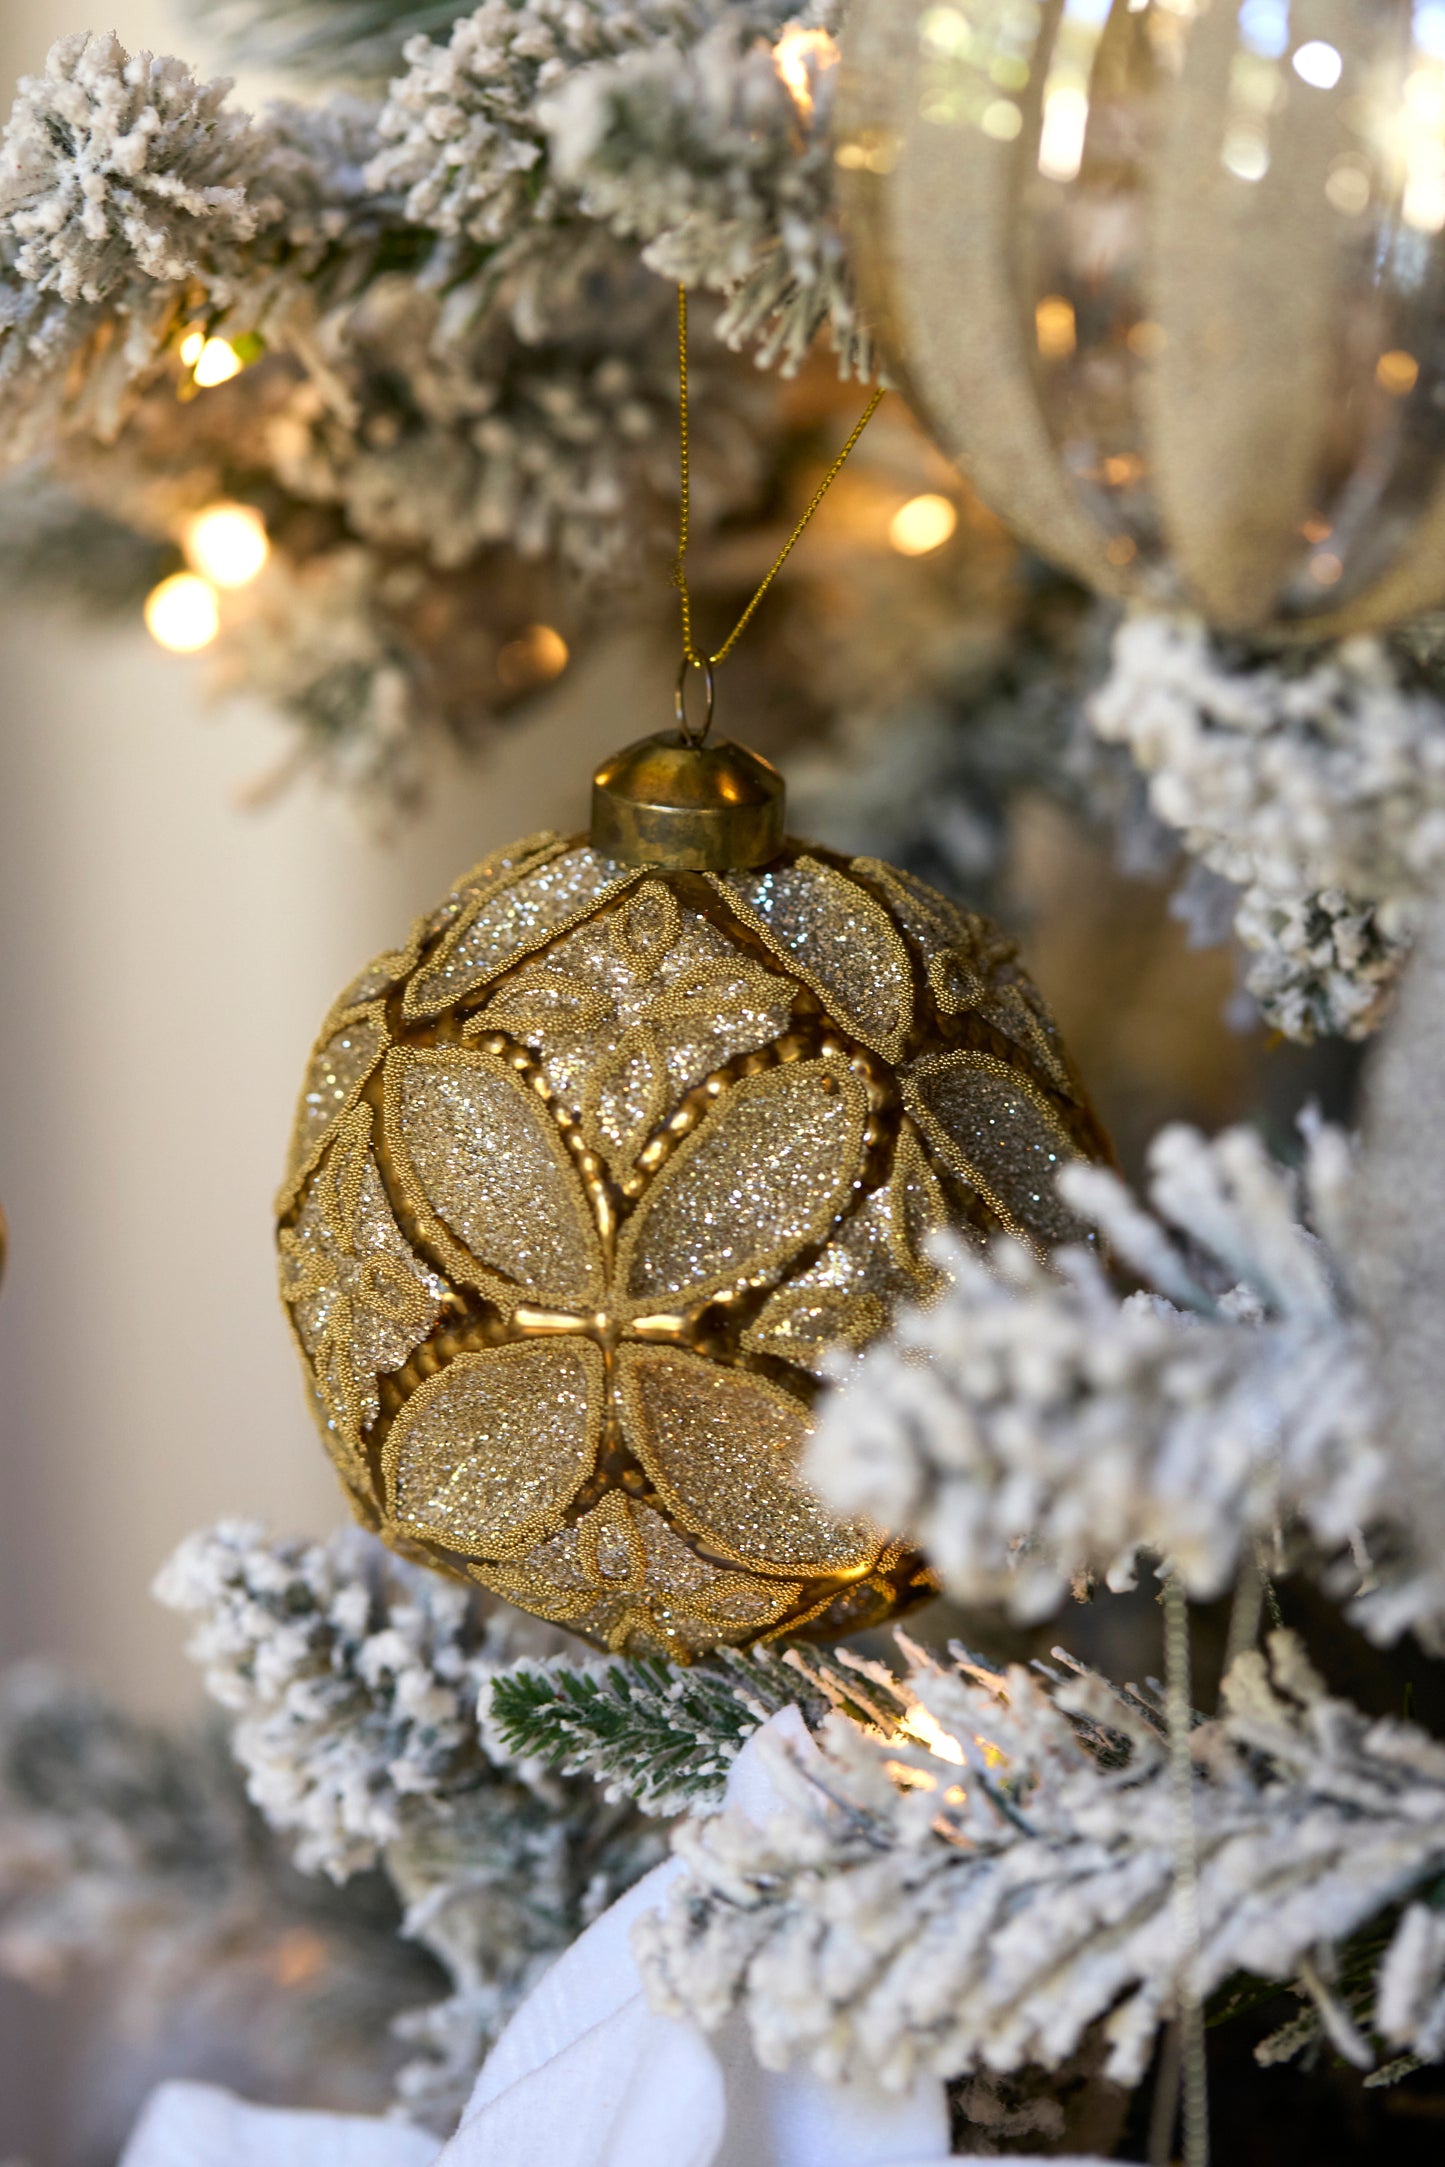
617, 1344, 881, 1578
279, 1005, 388, 1209
858, 857, 1080, 1102
471, 890, 796, 1179
426, 831, 562, 937
718, 857, 914, 1061
385, 1047, 604, 1308
742, 1122, 952, 1377
405, 846, 629, 1018
617, 1056, 869, 1310
904, 1050, 1090, 1248
474, 1493, 804, 1655
280, 1107, 445, 1440
385, 1340, 603, 1559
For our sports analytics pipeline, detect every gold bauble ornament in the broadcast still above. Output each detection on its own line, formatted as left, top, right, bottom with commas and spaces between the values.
840, 0, 1445, 635
275, 735, 1109, 1656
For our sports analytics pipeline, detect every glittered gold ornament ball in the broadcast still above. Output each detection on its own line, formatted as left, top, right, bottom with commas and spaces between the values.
276, 822, 1108, 1657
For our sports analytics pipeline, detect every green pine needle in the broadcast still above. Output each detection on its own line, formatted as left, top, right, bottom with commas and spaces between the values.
485, 1646, 873, 1817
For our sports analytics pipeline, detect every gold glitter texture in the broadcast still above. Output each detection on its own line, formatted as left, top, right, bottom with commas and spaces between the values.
385, 1339, 603, 1558
278, 827, 1110, 1655
858, 856, 1078, 1100
617, 1056, 869, 1309
719, 857, 914, 1061
905, 1050, 1090, 1248
280, 1106, 445, 1448
617, 1345, 880, 1577
471, 885, 794, 1178
475, 1494, 804, 1656
280, 1005, 388, 1210
426, 830, 562, 935
385, 1047, 604, 1308
405, 846, 629, 1018
743, 1120, 952, 1375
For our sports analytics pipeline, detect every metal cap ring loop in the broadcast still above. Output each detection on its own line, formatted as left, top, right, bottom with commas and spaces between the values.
675, 655, 715, 747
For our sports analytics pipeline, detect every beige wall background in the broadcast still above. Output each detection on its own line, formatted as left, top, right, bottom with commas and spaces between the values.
0, 5, 643, 2150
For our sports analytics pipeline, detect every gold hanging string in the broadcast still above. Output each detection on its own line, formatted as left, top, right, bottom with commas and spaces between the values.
673, 285, 885, 680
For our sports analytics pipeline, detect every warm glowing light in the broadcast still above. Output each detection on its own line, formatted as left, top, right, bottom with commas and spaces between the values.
1405, 164, 1445, 234
1035, 295, 1077, 359
271, 1927, 329, 1989
1310, 551, 1343, 587
1104, 452, 1143, 487
1377, 350, 1421, 398
899, 1705, 968, 1766
1127, 319, 1167, 360
145, 572, 220, 653
496, 622, 570, 693
1039, 85, 1088, 181
192, 337, 244, 388
884, 1759, 939, 1791
888, 493, 957, 556
834, 131, 896, 175
1105, 534, 1138, 566
1406, 66, 1445, 125
773, 26, 839, 117
1222, 122, 1269, 180
179, 328, 206, 368
183, 501, 270, 588
1292, 39, 1342, 90
1301, 514, 1332, 545
918, 5, 970, 58
980, 98, 1023, 141
1324, 157, 1371, 215
1400, 67, 1445, 236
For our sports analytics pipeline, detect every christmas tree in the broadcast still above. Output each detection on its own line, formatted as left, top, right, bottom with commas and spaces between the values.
5, 3, 1445, 2163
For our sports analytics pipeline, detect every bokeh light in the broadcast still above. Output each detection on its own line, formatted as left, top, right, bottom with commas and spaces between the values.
144, 572, 220, 653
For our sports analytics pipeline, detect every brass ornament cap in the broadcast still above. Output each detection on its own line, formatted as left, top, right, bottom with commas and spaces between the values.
276, 829, 1111, 1660
591, 731, 785, 871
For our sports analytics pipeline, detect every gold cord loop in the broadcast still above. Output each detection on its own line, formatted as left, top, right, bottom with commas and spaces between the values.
673, 285, 884, 679
674, 653, 716, 745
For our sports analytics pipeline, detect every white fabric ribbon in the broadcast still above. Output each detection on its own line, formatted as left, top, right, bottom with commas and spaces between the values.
119, 1711, 1107, 2167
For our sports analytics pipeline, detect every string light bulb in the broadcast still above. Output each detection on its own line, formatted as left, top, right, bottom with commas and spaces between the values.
183, 502, 270, 588
191, 337, 244, 389
496, 623, 570, 693
144, 572, 220, 653
773, 25, 839, 116
889, 493, 957, 555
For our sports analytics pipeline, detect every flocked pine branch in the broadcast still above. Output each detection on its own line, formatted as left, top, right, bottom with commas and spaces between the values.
541, 0, 870, 375
0, 36, 384, 458
154, 1520, 667, 2128
1089, 613, 1445, 1040
0, 1662, 447, 2115
484, 1642, 894, 1815
154, 1517, 505, 1878
805, 1116, 1445, 1645
183, 0, 471, 85
635, 1632, 1445, 2093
